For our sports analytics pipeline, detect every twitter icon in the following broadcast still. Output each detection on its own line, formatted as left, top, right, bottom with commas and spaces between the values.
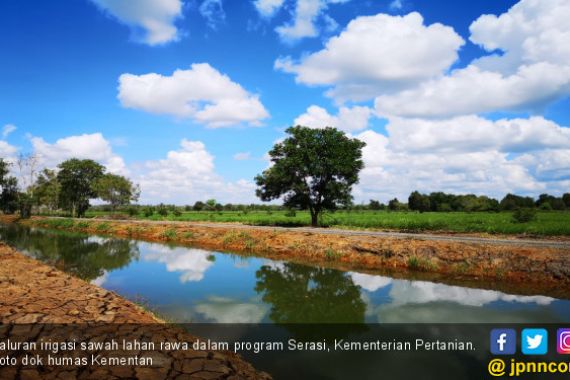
522, 329, 548, 355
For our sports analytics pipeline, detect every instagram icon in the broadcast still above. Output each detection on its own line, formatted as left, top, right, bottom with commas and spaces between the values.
558, 329, 570, 354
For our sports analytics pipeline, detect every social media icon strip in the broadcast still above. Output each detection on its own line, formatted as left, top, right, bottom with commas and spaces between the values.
490, 329, 516, 355
558, 328, 570, 354
522, 329, 548, 355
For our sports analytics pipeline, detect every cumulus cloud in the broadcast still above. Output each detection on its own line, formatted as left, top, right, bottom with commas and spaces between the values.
352, 128, 558, 202
2, 124, 16, 139
118, 63, 269, 127
375, 0, 570, 117
30, 133, 128, 175
253, 0, 285, 18
276, 12, 464, 102
375, 63, 570, 118
89, 0, 183, 45
272, 0, 349, 42
387, 280, 554, 307
0, 141, 18, 160
144, 246, 215, 283
294, 105, 371, 132
195, 296, 268, 323
136, 139, 257, 204
350, 273, 392, 292
386, 116, 570, 154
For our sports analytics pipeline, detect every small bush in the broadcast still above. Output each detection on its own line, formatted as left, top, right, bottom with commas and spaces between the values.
162, 228, 177, 240
512, 208, 537, 223
173, 209, 182, 217
157, 204, 168, 217
96, 222, 111, 232
127, 207, 139, 216
285, 209, 296, 217
143, 207, 154, 217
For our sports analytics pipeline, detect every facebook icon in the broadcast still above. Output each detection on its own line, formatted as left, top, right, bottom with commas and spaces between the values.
490, 329, 516, 355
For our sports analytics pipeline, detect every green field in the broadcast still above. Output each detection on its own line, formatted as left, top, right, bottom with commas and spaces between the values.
80, 210, 570, 236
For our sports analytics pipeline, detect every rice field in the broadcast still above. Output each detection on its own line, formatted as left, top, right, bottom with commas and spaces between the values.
82, 210, 570, 236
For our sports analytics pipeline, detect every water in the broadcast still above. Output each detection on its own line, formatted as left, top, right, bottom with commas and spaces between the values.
1, 223, 569, 323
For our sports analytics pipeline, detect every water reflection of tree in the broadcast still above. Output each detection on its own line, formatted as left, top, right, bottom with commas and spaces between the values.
255, 263, 366, 324
1, 225, 139, 281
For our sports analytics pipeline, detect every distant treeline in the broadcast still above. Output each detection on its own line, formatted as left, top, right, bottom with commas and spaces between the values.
91, 192, 570, 215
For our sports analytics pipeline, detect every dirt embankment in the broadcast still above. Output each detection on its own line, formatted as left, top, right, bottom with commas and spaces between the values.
8, 215, 570, 299
0, 243, 270, 380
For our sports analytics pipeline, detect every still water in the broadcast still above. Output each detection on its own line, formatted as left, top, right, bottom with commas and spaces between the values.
1, 223, 569, 323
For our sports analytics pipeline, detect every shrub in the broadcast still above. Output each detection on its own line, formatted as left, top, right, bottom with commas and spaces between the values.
173, 208, 182, 217
127, 207, 139, 216
285, 209, 296, 217
143, 207, 154, 217
512, 208, 537, 223
162, 228, 177, 240
157, 204, 168, 217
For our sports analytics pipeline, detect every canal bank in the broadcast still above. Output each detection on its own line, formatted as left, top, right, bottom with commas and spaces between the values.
5, 215, 570, 299
0, 243, 270, 380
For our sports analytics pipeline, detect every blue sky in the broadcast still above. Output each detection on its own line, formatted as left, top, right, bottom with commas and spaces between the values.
1, 0, 569, 204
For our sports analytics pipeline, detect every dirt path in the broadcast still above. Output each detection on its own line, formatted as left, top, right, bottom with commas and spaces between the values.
0, 244, 270, 380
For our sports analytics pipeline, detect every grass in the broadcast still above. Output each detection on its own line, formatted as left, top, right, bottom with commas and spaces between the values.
161, 228, 177, 240
79, 210, 570, 236
407, 256, 438, 272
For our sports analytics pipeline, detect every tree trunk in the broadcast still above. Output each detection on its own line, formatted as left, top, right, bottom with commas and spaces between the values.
310, 210, 319, 227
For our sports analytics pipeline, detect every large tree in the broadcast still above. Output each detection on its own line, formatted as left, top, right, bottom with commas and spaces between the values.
95, 173, 140, 212
33, 168, 60, 211
0, 158, 19, 214
255, 126, 365, 227
57, 159, 104, 217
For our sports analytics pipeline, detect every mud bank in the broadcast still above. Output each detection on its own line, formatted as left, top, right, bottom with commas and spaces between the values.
0, 243, 270, 380
7, 215, 570, 299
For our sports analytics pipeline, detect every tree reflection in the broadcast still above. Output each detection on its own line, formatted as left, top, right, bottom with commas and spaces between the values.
0, 224, 139, 281
255, 263, 366, 324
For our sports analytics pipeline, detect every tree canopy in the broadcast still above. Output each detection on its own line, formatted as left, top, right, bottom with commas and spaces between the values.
57, 159, 105, 217
255, 126, 365, 226
95, 173, 140, 212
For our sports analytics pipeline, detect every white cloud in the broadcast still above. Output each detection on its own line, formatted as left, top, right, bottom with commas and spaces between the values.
253, 0, 285, 18
294, 105, 371, 132
144, 245, 215, 283
469, 0, 570, 73
276, 12, 464, 102
30, 133, 128, 175
374, 63, 570, 118
195, 296, 268, 323
386, 116, 570, 154
136, 139, 257, 204
118, 63, 269, 127
233, 152, 251, 161
89, 0, 183, 45
387, 280, 554, 307
375, 0, 570, 118
275, 0, 349, 42
0, 141, 18, 160
2, 124, 16, 139
199, 0, 226, 30
350, 273, 392, 292
352, 128, 560, 202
